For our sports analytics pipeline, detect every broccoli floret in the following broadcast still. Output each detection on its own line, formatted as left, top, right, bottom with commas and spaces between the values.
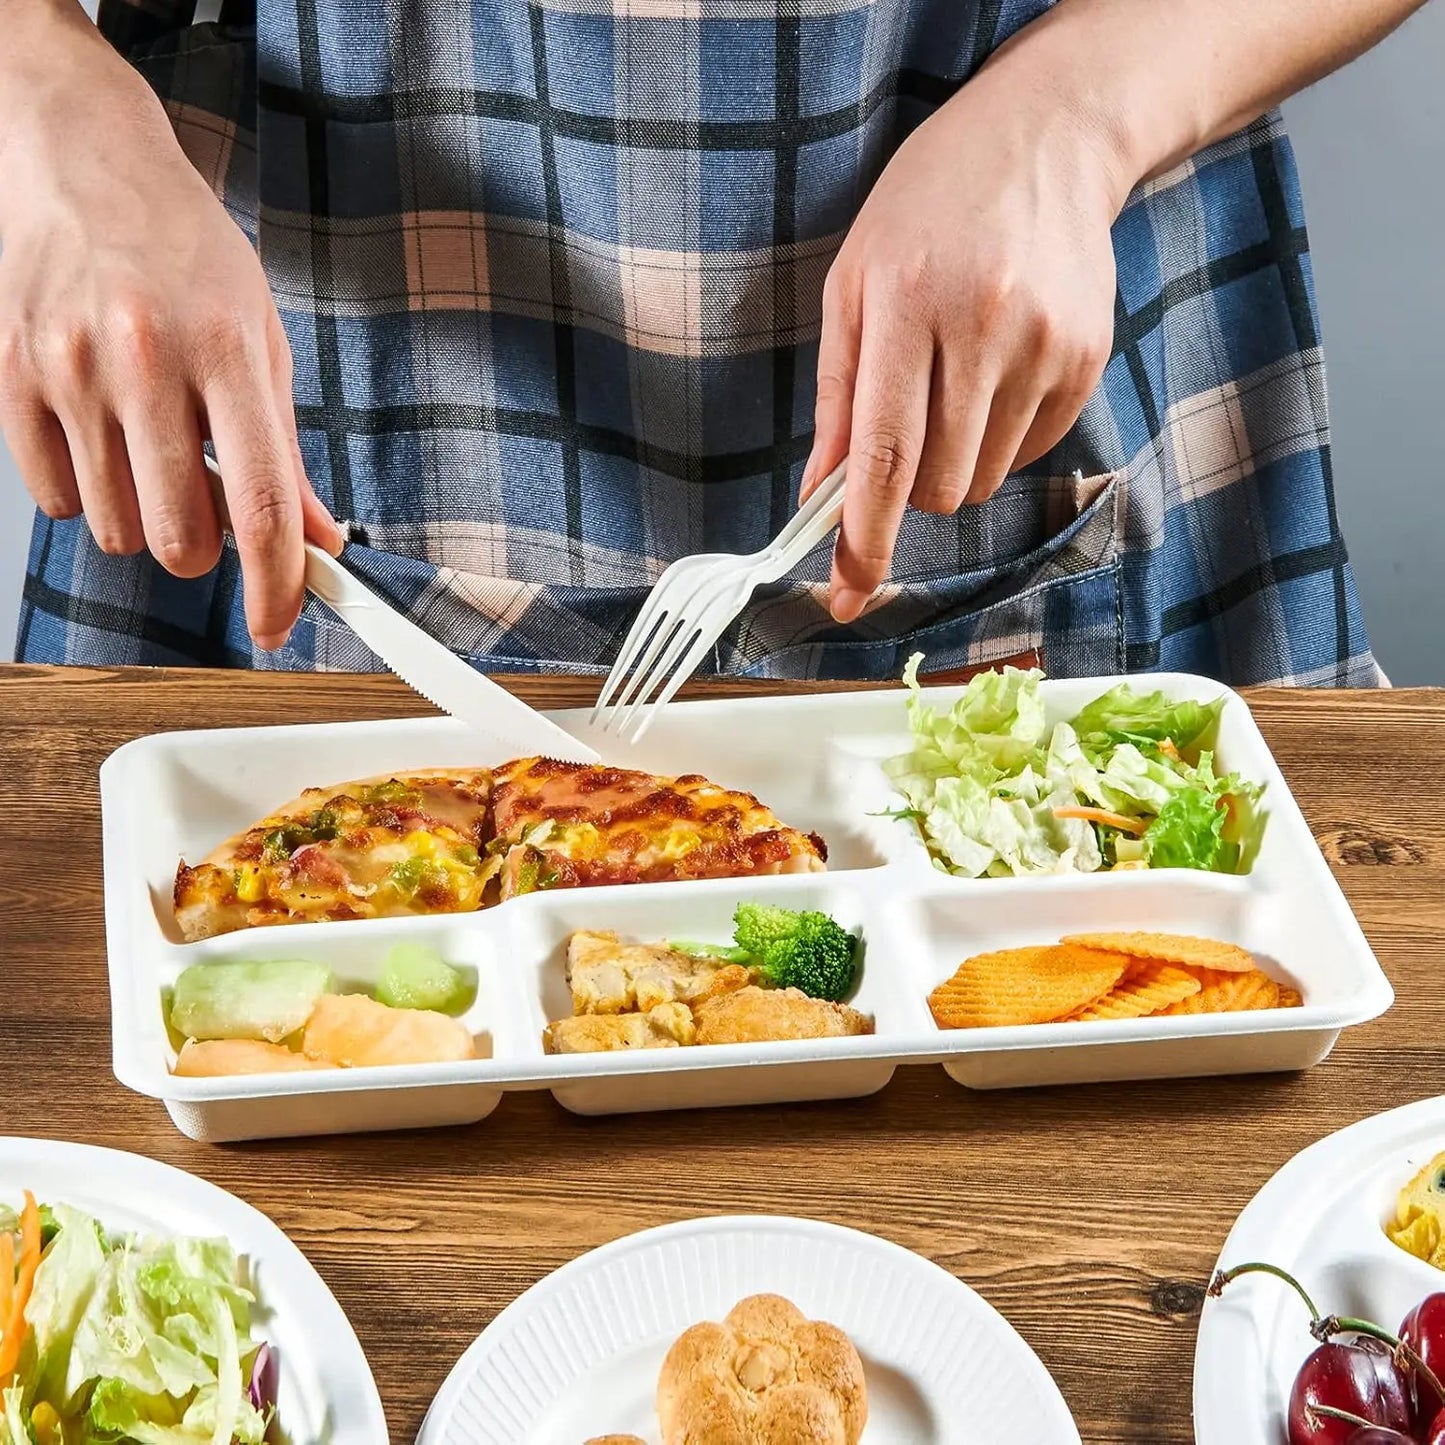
731, 903, 805, 960
731, 903, 859, 1002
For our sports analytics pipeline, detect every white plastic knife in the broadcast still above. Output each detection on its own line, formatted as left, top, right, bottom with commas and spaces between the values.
203, 456, 600, 762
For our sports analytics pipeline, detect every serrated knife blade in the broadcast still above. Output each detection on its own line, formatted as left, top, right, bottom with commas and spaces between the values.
202, 455, 598, 762
302, 547, 600, 763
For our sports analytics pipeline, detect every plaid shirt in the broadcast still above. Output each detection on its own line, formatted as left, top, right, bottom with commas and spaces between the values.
16, 0, 1380, 686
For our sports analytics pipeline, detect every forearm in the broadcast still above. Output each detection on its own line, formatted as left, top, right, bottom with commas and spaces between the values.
0, 0, 180, 233
980, 0, 1430, 209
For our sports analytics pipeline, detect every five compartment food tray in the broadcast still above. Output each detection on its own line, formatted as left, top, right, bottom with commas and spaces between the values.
99, 674, 1393, 1143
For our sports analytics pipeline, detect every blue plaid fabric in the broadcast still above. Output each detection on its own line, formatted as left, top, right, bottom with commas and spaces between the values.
16, 0, 1380, 686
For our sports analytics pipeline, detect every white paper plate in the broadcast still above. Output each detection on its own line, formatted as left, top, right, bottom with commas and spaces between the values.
1195, 1095, 1445, 1441
418, 1215, 1079, 1444
0, 1136, 386, 1444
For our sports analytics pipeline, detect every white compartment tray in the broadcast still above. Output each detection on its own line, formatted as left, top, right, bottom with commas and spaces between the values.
98, 675, 1392, 1142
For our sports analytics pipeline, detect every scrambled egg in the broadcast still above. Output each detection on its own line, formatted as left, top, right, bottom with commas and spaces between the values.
1387, 1151, 1445, 1268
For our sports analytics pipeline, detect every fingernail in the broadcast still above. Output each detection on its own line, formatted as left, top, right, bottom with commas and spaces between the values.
799, 455, 817, 500
832, 588, 869, 623
254, 631, 289, 653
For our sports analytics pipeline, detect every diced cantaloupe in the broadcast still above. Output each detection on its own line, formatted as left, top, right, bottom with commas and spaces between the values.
174, 1038, 337, 1077
302, 993, 476, 1068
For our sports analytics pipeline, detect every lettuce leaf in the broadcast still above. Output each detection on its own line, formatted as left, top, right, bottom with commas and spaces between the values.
883, 657, 1046, 803
1142, 788, 1231, 870
27, 1204, 107, 1408
1070, 684, 1224, 750
0, 1384, 27, 1445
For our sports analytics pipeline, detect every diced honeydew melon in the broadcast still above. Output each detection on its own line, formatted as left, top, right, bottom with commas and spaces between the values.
375, 943, 472, 1014
170, 958, 333, 1043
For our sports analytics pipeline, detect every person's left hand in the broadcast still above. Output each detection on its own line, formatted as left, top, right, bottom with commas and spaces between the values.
800, 57, 1133, 623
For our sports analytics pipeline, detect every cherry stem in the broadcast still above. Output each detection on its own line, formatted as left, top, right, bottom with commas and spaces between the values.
1210, 1263, 1445, 1408
1315, 1315, 1445, 1410
1306, 1403, 1377, 1429
1209, 1261, 1320, 1320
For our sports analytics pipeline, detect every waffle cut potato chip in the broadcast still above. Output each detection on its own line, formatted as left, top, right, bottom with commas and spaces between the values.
1158, 967, 1280, 1016
929, 945, 1130, 1029
1067, 961, 1202, 1022
1060, 931, 1256, 974
929, 929, 1302, 1031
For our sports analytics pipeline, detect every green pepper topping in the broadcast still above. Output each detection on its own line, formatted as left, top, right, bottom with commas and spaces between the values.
389, 856, 429, 894
308, 806, 340, 840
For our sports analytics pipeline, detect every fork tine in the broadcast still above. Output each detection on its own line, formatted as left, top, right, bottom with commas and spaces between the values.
593, 603, 670, 720
607, 606, 690, 723
606, 572, 732, 736
592, 562, 694, 719
606, 605, 706, 737
595, 551, 713, 716
625, 599, 735, 744
599, 564, 720, 730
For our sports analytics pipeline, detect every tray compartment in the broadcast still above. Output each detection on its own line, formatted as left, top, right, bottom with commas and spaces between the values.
883, 872, 1347, 1090
122, 711, 894, 949
127, 915, 515, 1142
501, 873, 909, 1116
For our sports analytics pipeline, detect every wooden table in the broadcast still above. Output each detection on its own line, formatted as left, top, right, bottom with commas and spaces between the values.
2, 665, 1441, 1443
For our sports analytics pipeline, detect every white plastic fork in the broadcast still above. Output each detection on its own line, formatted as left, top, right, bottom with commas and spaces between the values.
591, 461, 848, 743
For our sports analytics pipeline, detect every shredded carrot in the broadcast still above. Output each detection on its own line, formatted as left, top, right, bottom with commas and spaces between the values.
1159, 738, 1180, 759
1051, 806, 1149, 836
0, 1192, 41, 1379
0, 1232, 12, 1326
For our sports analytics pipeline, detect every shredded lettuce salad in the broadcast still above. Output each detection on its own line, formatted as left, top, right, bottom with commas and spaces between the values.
882, 657, 1265, 878
0, 1193, 275, 1445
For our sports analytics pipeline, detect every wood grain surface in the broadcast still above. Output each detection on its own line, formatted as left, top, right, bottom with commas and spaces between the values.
1, 664, 1442, 1443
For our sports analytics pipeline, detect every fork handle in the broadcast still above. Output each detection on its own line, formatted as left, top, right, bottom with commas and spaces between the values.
756, 461, 847, 584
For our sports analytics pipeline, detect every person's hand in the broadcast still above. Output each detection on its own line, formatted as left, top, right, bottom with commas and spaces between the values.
0, 2, 342, 649
799, 55, 1133, 623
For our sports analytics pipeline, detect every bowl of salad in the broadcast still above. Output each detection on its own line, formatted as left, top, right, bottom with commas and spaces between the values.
0, 1138, 383, 1445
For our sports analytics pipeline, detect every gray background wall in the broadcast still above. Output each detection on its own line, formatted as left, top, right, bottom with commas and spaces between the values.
2, 7, 1442, 681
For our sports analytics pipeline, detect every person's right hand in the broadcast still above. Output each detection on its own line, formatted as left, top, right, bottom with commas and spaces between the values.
0, 1, 342, 650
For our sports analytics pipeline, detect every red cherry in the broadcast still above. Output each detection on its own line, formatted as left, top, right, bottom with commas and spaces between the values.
1425, 1407, 1445, 1445
1399, 1295, 1445, 1421
1288, 1341, 1413, 1444
1342, 1431, 1414, 1443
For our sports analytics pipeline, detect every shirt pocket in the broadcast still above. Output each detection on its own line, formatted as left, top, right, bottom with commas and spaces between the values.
734, 472, 1123, 682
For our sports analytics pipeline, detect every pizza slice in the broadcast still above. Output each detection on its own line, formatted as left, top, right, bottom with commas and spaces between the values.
489, 757, 827, 901
173, 768, 497, 941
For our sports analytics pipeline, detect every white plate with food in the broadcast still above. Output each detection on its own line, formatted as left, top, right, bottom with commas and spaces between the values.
0, 1135, 385, 1444
98, 664, 1390, 1140
416, 1214, 1080, 1445
1196, 1095, 1445, 1443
